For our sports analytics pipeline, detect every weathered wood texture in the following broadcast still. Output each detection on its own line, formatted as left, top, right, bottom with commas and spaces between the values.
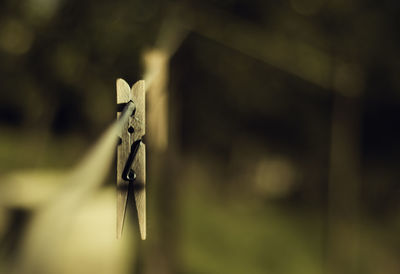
133, 142, 146, 240
116, 79, 146, 240
116, 79, 133, 239
131, 80, 146, 240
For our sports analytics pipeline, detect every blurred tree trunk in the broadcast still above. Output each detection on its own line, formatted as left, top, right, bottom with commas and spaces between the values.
326, 77, 363, 273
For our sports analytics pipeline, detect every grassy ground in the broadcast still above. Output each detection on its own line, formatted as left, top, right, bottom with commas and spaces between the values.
179, 168, 324, 274
0, 128, 88, 173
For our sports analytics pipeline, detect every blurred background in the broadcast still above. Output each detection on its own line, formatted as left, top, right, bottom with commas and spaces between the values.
0, 0, 400, 273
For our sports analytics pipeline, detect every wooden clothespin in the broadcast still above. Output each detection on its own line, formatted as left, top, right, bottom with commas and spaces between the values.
116, 78, 146, 240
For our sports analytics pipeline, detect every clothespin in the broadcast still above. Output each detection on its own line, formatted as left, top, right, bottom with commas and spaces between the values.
116, 78, 146, 240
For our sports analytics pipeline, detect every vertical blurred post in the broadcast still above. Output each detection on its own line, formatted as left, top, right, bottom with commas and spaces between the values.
143, 48, 178, 274
326, 63, 364, 274
141, 9, 187, 273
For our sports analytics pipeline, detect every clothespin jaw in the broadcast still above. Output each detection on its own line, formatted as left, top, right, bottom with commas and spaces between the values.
116, 78, 146, 240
